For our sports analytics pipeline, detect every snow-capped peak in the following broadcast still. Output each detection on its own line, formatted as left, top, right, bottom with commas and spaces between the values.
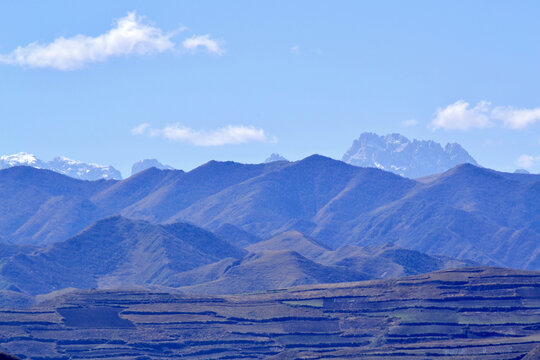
0, 153, 122, 180
0, 152, 40, 167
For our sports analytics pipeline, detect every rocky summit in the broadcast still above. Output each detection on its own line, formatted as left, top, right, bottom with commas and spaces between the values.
342, 132, 478, 178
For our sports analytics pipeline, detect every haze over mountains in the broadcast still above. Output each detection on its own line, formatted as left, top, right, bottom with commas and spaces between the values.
342, 132, 479, 178
0, 216, 475, 297
0, 155, 538, 270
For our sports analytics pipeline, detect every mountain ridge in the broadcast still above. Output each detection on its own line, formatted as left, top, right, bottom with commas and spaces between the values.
0, 157, 538, 269
342, 132, 478, 178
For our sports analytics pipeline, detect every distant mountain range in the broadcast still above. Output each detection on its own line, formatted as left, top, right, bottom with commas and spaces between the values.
0, 152, 122, 180
342, 132, 478, 178
0, 217, 474, 296
0, 156, 538, 270
1, 133, 480, 181
265, 153, 288, 163
131, 158, 174, 175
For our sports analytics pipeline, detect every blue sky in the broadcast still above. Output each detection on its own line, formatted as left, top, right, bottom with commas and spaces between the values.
1, 1, 539, 176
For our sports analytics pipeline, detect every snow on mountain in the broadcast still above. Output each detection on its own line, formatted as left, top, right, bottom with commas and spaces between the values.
342, 133, 478, 178
131, 159, 175, 175
265, 153, 288, 163
0, 152, 122, 180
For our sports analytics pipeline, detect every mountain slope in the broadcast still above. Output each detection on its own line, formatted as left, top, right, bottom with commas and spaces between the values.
173, 155, 417, 240
342, 132, 478, 178
317, 243, 477, 279
214, 223, 262, 247
173, 250, 368, 294
0, 157, 538, 269
346, 164, 540, 268
246, 230, 330, 259
0, 217, 245, 295
0, 166, 116, 245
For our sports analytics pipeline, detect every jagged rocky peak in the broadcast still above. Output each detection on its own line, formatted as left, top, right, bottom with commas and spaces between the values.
342, 132, 478, 178
131, 159, 175, 175
265, 153, 288, 163
0, 152, 121, 180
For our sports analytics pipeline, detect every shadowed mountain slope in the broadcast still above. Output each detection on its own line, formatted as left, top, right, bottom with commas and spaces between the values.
0, 217, 245, 295
172, 155, 417, 239
0, 156, 538, 269
172, 250, 368, 294
318, 243, 478, 279
0, 166, 116, 245
246, 230, 330, 259
344, 164, 540, 268
213, 223, 262, 248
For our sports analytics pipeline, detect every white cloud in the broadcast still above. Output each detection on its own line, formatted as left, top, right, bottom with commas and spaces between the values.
401, 119, 418, 127
182, 35, 223, 55
0, 12, 176, 70
516, 154, 540, 169
132, 123, 272, 146
290, 45, 300, 54
432, 100, 540, 131
431, 100, 493, 130
131, 123, 151, 135
491, 106, 540, 129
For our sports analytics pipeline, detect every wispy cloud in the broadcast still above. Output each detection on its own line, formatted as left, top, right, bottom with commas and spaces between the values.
183, 35, 224, 55
491, 106, 540, 129
0, 12, 175, 70
130, 123, 151, 135
431, 100, 540, 130
0, 12, 224, 70
516, 154, 540, 169
290, 45, 300, 55
132, 123, 273, 146
401, 119, 418, 127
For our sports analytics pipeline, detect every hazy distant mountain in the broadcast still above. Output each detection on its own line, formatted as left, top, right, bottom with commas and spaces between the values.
0, 152, 121, 180
0, 156, 538, 270
342, 132, 478, 178
131, 159, 174, 176
515, 169, 530, 174
0, 217, 245, 295
317, 243, 477, 279
265, 153, 288, 163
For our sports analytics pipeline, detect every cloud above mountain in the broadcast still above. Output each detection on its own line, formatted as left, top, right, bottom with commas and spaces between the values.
431, 100, 540, 130
0, 12, 222, 70
132, 123, 273, 146
516, 154, 540, 169
183, 35, 224, 55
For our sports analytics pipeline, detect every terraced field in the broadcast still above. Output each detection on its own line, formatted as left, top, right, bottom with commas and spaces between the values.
0, 267, 539, 359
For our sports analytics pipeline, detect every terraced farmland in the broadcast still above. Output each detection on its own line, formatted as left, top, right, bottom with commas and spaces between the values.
0, 267, 539, 359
